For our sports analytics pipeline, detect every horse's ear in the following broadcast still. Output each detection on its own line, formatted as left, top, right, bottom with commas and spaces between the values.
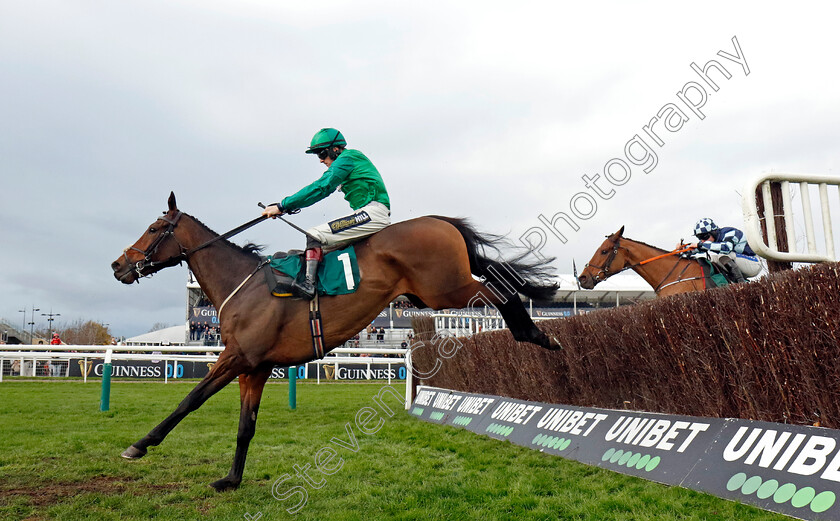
617, 225, 625, 237
168, 192, 177, 212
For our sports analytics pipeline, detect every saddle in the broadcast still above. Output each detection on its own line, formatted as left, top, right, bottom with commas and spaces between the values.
263, 250, 303, 298
263, 245, 361, 298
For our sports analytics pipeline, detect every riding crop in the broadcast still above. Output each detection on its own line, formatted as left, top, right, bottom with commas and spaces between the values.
258, 202, 321, 243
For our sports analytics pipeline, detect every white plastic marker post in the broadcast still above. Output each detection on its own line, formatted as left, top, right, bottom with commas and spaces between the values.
100, 348, 113, 411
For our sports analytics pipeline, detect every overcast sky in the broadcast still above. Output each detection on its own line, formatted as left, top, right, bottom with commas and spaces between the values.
2, 1, 838, 338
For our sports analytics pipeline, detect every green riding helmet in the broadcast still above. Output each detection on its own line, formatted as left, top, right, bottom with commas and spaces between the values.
305, 128, 346, 154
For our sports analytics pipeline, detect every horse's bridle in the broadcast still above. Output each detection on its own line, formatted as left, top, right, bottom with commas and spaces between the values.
122, 211, 188, 279
585, 236, 707, 291
584, 236, 623, 283
121, 210, 268, 280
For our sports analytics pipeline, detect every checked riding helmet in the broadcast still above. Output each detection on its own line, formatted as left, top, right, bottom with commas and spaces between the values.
305, 128, 347, 158
694, 218, 719, 240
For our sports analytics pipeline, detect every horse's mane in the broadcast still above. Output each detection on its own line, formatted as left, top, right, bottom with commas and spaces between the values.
621, 235, 670, 255
621, 235, 698, 265
186, 213, 265, 259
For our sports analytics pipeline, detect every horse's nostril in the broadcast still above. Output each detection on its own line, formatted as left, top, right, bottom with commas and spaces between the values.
111, 261, 121, 272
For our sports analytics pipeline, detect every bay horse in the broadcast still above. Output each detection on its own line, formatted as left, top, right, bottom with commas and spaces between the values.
577, 226, 712, 297
110, 193, 560, 491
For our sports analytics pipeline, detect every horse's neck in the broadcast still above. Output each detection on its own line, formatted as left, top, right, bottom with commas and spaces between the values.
179, 216, 261, 309
622, 239, 690, 290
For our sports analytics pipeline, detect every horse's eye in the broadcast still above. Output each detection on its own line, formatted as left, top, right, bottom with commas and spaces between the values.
149, 227, 157, 234
601, 250, 608, 255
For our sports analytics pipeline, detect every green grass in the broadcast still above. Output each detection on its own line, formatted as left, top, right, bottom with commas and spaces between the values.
0, 381, 793, 521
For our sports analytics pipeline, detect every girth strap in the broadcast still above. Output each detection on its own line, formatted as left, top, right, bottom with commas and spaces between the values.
309, 294, 325, 360
653, 260, 695, 293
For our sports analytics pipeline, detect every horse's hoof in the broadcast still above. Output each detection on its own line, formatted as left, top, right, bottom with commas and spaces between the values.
121, 445, 147, 459
545, 335, 563, 351
210, 477, 241, 492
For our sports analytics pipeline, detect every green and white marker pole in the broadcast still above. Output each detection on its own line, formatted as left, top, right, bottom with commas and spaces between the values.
100, 348, 112, 412
289, 365, 297, 410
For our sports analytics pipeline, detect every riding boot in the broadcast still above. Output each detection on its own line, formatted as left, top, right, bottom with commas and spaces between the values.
291, 247, 322, 299
728, 263, 747, 284
720, 256, 747, 284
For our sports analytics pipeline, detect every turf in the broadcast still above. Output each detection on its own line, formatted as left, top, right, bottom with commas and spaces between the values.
0, 380, 794, 520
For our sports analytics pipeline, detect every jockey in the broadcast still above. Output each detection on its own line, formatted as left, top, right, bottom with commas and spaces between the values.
261, 128, 391, 299
687, 218, 761, 283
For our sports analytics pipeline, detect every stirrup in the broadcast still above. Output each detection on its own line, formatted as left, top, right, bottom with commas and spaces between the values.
271, 284, 294, 298
291, 280, 316, 300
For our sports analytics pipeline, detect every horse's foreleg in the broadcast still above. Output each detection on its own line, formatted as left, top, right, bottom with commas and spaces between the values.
121, 353, 244, 459
209, 365, 273, 492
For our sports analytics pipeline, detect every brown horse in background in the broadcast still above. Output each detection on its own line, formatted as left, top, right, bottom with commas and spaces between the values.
577, 226, 710, 297
110, 193, 559, 491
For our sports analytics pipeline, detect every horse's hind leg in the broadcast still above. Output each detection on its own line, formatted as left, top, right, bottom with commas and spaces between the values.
209, 365, 273, 492
436, 280, 561, 350
495, 297, 561, 350
121, 352, 244, 459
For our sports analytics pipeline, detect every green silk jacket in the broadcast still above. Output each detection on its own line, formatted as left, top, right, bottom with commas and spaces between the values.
281, 149, 390, 212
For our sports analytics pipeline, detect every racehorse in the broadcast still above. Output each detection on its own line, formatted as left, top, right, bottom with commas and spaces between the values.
577, 226, 712, 297
110, 193, 560, 491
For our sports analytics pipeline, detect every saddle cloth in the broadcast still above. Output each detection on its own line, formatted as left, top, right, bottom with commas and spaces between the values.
264, 245, 361, 297
697, 258, 729, 288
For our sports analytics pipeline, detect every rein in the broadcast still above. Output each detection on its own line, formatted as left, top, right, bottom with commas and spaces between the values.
586, 240, 702, 290
636, 246, 695, 267
124, 212, 268, 279
184, 215, 268, 257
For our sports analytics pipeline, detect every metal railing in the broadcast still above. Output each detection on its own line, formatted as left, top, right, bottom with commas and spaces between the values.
742, 173, 840, 263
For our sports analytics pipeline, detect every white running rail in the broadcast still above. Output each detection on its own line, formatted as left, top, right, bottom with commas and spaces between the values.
433, 310, 553, 337
433, 312, 507, 337
742, 173, 840, 263
0, 345, 409, 399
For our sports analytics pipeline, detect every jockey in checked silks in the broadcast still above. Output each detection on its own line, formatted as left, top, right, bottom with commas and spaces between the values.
261, 128, 391, 299
685, 218, 762, 284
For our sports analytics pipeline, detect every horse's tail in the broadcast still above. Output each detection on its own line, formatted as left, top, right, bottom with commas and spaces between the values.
429, 216, 559, 301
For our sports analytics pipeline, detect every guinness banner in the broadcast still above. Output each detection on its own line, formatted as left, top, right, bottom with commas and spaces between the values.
372, 308, 577, 327
70, 359, 214, 379
188, 306, 577, 328
189, 306, 219, 325
372, 308, 436, 328
410, 386, 840, 520
69, 359, 405, 381
270, 363, 406, 381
